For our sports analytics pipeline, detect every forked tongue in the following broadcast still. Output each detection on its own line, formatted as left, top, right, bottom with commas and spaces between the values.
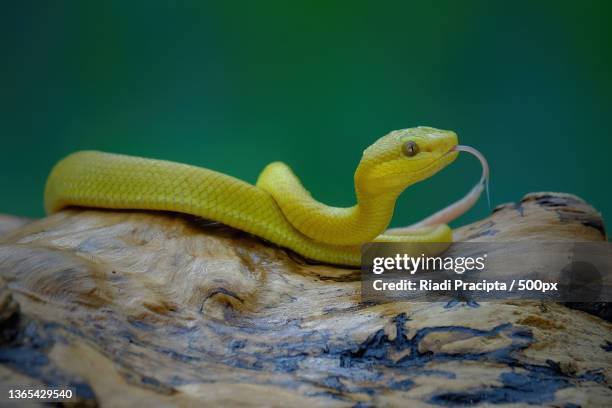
407, 144, 490, 228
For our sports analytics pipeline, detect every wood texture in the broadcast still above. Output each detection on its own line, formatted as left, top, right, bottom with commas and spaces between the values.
0, 192, 610, 407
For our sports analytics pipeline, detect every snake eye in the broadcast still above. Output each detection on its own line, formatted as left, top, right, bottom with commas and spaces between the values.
402, 141, 420, 157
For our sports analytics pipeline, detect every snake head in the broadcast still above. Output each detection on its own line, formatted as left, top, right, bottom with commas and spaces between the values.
355, 126, 458, 197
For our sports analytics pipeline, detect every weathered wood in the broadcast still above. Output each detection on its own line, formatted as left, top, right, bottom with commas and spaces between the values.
0, 192, 610, 407
0, 214, 30, 238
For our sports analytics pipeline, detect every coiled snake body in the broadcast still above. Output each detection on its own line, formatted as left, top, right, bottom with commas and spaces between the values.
45, 127, 467, 266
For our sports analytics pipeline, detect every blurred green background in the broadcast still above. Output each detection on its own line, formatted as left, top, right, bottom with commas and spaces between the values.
1, 1, 611, 232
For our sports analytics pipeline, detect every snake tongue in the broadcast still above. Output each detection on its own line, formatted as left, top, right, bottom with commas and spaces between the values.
407, 144, 490, 228
452, 145, 489, 192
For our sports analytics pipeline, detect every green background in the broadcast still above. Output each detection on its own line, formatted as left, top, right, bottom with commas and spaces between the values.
1, 1, 610, 232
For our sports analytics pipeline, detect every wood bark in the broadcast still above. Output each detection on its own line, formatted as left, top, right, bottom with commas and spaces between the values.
0, 192, 610, 407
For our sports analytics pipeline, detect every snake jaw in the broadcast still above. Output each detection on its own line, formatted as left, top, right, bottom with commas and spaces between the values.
355, 128, 459, 197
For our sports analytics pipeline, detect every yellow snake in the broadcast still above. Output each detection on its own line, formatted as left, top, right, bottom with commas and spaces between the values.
45, 127, 472, 266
